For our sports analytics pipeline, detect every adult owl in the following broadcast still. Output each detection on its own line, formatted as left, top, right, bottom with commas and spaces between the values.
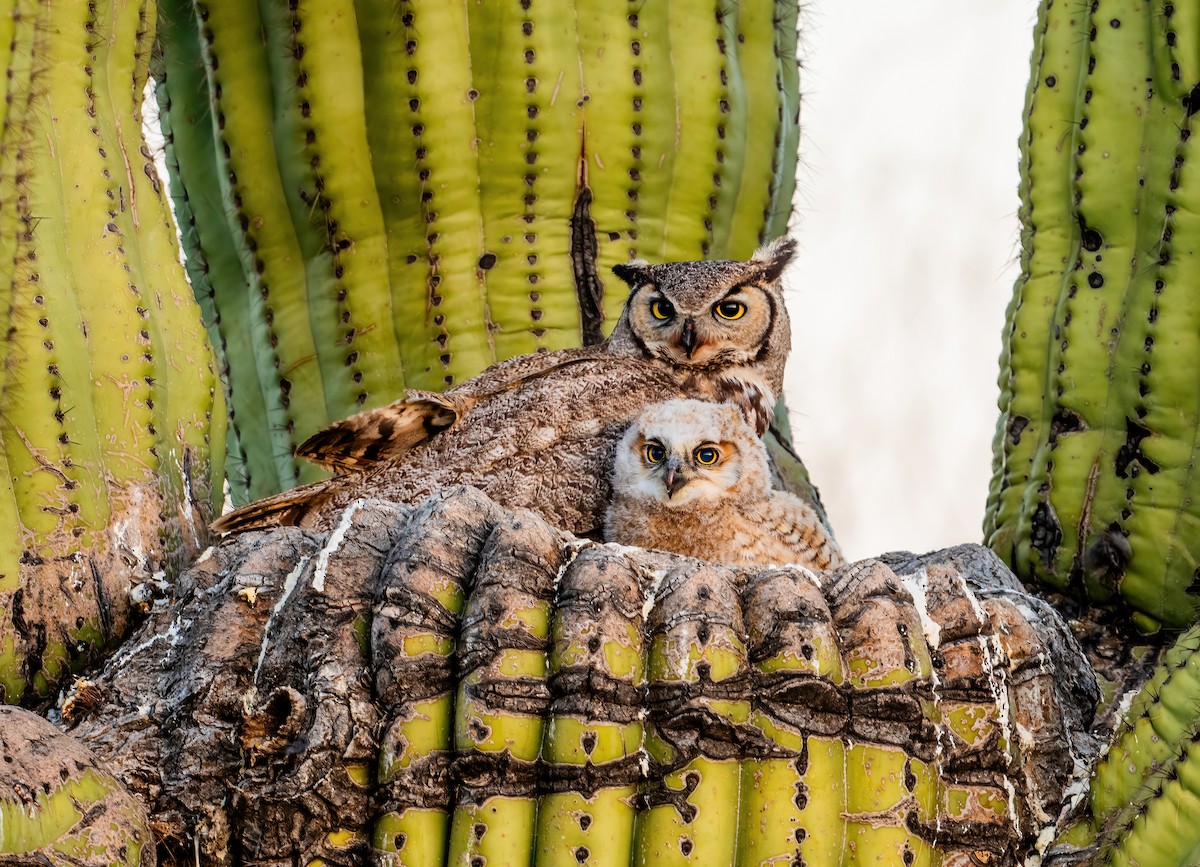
212, 239, 798, 536
605, 399, 844, 571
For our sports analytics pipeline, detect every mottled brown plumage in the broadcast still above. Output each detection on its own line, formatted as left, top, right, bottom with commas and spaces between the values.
605, 400, 844, 570
212, 240, 797, 536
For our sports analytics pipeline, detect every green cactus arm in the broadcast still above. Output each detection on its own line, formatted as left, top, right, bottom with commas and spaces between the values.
989, 0, 1200, 629
254, 0, 374, 423
725, 0, 787, 252
288, 0, 406, 410
154, 0, 265, 501
195, 0, 331, 491
986, 0, 1087, 568
766, 0, 800, 240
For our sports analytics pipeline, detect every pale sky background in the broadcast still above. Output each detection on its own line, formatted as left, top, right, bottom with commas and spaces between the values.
783, 2, 1036, 561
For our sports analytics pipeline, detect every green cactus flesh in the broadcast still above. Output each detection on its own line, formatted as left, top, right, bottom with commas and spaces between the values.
986, 0, 1200, 631
0, 706, 152, 866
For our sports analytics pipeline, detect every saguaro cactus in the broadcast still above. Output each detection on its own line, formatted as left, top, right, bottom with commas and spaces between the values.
0, 0, 224, 704
0, 705, 153, 866
154, 0, 801, 502
986, 0, 1200, 631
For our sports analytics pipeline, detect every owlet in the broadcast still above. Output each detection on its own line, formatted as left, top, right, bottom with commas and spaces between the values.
605, 399, 844, 571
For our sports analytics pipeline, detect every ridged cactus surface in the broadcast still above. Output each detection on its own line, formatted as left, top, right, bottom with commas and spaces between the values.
0, 0, 224, 704
986, 0, 1200, 631
1046, 624, 1200, 866
153, 0, 801, 502
0, 705, 153, 866
61, 489, 1099, 866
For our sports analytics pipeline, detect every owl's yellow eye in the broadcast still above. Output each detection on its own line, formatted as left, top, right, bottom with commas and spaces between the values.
645, 443, 666, 464
694, 446, 720, 465
650, 299, 675, 321
714, 299, 746, 320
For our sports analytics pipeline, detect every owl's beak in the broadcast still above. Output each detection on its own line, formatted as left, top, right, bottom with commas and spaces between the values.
679, 318, 698, 358
663, 457, 688, 497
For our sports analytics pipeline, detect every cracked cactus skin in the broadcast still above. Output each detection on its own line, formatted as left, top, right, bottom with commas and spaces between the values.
0, 0, 224, 705
153, 0, 802, 503
985, 0, 1200, 631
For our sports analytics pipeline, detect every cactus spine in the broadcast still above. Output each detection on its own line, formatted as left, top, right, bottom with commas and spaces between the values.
987, 0, 1200, 630
0, 0, 223, 704
155, 0, 802, 501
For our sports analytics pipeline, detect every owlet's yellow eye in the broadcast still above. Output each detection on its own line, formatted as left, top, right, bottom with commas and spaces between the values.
715, 299, 746, 320
650, 299, 675, 321
645, 443, 666, 464
694, 446, 720, 465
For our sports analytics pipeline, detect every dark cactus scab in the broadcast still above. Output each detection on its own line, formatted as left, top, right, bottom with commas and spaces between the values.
1080, 222, 1103, 252
569, 187, 605, 346
1114, 417, 1159, 478
1083, 525, 1133, 593
1049, 408, 1087, 444
1032, 500, 1063, 568
1008, 414, 1030, 446
1183, 81, 1200, 116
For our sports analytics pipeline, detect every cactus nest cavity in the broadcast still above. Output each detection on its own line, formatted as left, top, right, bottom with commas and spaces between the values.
30, 487, 1102, 866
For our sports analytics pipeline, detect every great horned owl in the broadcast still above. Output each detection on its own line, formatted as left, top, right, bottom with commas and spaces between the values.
212, 240, 798, 536
605, 399, 844, 570
606, 240, 793, 435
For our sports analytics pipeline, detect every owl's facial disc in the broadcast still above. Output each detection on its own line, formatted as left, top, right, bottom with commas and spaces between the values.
636, 285, 772, 370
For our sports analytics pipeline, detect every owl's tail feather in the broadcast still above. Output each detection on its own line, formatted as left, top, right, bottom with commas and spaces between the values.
210, 479, 330, 534
294, 390, 467, 473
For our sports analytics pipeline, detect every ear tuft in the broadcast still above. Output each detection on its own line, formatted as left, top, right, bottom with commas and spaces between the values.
751, 236, 798, 283
612, 259, 650, 286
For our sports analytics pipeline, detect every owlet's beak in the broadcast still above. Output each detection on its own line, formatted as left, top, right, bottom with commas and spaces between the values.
663, 456, 688, 498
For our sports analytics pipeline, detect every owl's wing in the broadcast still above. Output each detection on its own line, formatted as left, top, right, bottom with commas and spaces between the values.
295, 390, 466, 472
295, 347, 614, 473
210, 476, 335, 534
